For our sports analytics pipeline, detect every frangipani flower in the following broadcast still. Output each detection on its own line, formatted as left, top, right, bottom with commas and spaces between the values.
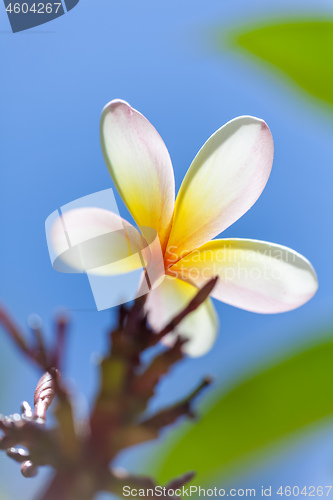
53, 100, 318, 356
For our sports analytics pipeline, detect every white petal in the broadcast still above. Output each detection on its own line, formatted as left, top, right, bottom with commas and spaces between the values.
101, 100, 175, 252
168, 239, 318, 313
165, 116, 273, 265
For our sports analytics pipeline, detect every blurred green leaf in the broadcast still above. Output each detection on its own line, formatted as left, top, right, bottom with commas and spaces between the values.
152, 335, 333, 485
227, 20, 333, 107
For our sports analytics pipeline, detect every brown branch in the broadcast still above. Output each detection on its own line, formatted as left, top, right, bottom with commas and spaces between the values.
130, 337, 187, 414
1, 282, 215, 499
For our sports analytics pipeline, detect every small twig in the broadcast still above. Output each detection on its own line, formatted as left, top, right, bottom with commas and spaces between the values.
151, 277, 218, 345
130, 337, 187, 410
140, 377, 212, 430
0, 305, 32, 359
28, 314, 48, 368
0, 306, 50, 371
51, 314, 69, 369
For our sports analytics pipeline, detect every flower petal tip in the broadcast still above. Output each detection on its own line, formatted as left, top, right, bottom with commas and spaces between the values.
101, 98, 131, 114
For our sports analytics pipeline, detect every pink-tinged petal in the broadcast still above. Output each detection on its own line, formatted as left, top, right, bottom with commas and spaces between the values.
145, 276, 218, 357
101, 100, 175, 252
168, 239, 318, 314
165, 117, 274, 265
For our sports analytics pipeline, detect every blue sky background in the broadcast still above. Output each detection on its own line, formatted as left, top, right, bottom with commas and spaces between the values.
0, 0, 333, 498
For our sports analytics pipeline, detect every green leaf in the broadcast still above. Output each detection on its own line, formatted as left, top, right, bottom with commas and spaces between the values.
227, 19, 333, 107
151, 335, 333, 486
